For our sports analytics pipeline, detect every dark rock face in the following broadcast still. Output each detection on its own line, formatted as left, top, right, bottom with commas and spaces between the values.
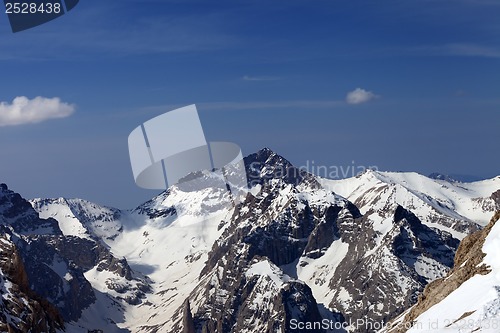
491, 189, 500, 208
0, 228, 64, 333
278, 282, 325, 333
16, 235, 96, 321
392, 206, 459, 274
16, 234, 149, 321
0, 183, 61, 235
182, 299, 196, 333
194, 253, 329, 333
325, 205, 459, 331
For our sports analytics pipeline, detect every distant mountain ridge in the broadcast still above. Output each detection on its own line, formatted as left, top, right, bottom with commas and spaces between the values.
428, 172, 485, 183
0, 148, 499, 332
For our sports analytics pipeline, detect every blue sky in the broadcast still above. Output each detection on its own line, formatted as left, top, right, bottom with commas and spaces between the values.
0, 0, 499, 208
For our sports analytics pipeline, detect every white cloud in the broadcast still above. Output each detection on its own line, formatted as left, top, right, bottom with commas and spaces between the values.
346, 88, 379, 105
0, 96, 75, 127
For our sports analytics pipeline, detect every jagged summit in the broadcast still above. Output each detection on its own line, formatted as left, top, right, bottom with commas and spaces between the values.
244, 147, 292, 171
250, 146, 276, 158
244, 147, 318, 187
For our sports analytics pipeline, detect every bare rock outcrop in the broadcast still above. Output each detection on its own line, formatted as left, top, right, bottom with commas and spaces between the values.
182, 299, 196, 333
385, 211, 500, 333
0, 232, 65, 333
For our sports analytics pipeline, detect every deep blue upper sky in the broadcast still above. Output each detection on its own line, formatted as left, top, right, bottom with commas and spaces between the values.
0, 0, 499, 208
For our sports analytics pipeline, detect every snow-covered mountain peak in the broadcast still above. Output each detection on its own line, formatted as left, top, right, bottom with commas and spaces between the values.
245, 148, 319, 189
132, 185, 235, 230
30, 197, 123, 241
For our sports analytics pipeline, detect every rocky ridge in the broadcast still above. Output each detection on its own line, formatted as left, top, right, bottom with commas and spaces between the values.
384, 210, 500, 333
0, 183, 152, 332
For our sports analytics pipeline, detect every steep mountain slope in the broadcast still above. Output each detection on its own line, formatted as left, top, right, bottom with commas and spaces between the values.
317, 205, 458, 328
27, 171, 242, 332
0, 227, 64, 333
384, 211, 500, 333
0, 184, 152, 333
2, 148, 498, 332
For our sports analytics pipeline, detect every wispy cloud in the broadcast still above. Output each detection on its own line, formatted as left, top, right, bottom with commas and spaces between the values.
242, 75, 281, 81
140, 100, 344, 114
457, 0, 500, 6
413, 43, 500, 58
200, 100, 343, 110
444, 43, 500, 58
0, 96, 75, 126
346, 88, 379, 105
0, 4, 237, 60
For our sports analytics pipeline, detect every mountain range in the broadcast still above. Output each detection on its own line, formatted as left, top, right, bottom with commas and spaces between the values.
1, 148, 499, 333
